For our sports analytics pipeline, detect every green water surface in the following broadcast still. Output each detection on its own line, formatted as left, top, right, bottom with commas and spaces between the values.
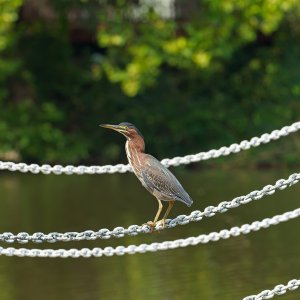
0, 168, 299, 300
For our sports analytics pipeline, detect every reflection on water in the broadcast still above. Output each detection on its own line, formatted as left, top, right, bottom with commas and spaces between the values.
0, 168, 299, 300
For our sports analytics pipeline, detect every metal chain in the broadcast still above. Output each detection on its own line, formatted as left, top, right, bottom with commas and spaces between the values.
0, 121, 299, 175
0, 207, 299, 258
243, 279, 300, 300
0, 172, 299, 244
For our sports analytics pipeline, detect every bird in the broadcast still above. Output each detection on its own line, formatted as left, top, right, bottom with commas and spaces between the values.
100, 122, 193, 231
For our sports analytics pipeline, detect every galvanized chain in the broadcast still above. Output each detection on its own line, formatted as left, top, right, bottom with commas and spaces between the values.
243, 279, 300, 300
0, 172, 299, 244
0, 207, 299, 258
0, 121, 299, 175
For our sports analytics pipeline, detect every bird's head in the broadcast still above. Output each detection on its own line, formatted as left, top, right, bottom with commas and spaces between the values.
100, 122, 143, 140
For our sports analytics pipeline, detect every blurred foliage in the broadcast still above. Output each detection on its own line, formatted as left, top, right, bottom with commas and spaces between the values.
97, 0, 298, 96
0, 0, 299, 164
0, 0, 23, 51
0, 0, 23, 82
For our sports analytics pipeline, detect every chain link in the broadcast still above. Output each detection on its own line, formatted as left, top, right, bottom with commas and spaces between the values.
0, 172, 299, 243
0, 207, 299, 258
243, 279, 300, 300
0, 122, 299, 175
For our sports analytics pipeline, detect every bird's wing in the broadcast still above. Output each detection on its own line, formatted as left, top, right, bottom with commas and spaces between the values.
141, 155, 193, 207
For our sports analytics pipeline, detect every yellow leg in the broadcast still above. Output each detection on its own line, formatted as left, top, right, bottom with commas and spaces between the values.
146, 198, 163, 233
160, 200, 175, 229
153, 198, 163, 224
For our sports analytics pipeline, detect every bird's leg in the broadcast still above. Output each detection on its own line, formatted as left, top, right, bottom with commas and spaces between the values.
160, 200, 175, 229
146, 198, 163, 233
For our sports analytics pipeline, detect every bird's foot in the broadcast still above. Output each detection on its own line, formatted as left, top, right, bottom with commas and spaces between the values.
143, 221, 157, 233
158, 218, 166, 230
143, 219, 167, 233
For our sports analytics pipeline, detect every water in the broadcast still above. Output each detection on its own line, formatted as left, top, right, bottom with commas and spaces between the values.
0, 168, 299, 300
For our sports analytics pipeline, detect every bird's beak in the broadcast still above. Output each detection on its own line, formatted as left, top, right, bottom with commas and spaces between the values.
99, 124, 127, 134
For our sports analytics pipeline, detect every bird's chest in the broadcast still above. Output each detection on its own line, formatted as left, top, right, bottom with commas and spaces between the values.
125, 141, 143, 175
125, 142, 151, 192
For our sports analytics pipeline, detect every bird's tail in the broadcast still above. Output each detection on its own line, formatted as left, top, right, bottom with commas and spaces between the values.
177, 192, 193, 207
185, 195, 193, 207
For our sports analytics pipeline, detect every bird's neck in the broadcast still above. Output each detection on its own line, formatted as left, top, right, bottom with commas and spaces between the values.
125, 136, 145, 166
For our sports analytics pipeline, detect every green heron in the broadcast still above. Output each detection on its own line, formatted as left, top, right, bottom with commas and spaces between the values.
100, 122, 193, 231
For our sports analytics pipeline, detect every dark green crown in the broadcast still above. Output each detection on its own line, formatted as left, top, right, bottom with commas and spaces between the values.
119, 122, 143, 138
